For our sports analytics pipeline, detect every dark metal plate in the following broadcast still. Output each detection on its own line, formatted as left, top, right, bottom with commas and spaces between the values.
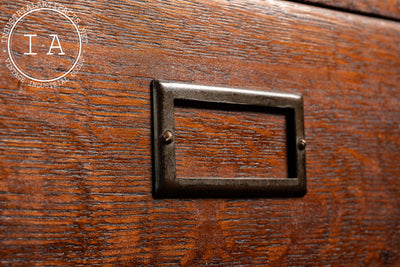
151, 80, 306, 198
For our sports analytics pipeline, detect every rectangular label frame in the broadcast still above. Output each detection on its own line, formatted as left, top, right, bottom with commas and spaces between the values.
151, 80, 306, 198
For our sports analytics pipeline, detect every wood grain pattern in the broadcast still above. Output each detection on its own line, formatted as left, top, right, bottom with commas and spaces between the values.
295, 0, 400, 20
175, 103, 289, 179
0, 0, 399, 265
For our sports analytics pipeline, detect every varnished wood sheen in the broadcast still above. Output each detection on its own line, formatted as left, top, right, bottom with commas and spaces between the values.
1, 0, 399, 265
175, 104, 289, 179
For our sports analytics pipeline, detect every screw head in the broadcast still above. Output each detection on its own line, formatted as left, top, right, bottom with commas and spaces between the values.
162, 130, 174, 144
298, 138, 306, 150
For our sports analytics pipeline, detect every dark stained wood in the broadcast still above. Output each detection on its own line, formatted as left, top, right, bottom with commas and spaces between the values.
294, 0, 400, 20
175, 103, 289, 179
0, 0, 399, 265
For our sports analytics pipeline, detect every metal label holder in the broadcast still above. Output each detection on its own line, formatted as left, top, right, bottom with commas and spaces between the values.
151, 80, 306, 198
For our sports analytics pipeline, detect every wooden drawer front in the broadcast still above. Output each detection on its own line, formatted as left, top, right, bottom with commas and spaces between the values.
0, 0, 399, 265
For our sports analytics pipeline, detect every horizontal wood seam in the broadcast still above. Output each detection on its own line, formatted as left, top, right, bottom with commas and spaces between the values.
286, 0, 400, 22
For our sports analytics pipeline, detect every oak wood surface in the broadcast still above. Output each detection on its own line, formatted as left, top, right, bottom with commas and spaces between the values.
175, 103, 289, 179
0, 0, 399, 265
294, 0, 400, 20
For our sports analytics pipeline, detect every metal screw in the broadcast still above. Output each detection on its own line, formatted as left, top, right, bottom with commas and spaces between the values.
298, 138, 306, 150
162, 130, 174, 144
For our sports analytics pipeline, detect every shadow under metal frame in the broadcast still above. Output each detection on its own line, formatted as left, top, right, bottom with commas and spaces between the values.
151, 80, 306, 198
